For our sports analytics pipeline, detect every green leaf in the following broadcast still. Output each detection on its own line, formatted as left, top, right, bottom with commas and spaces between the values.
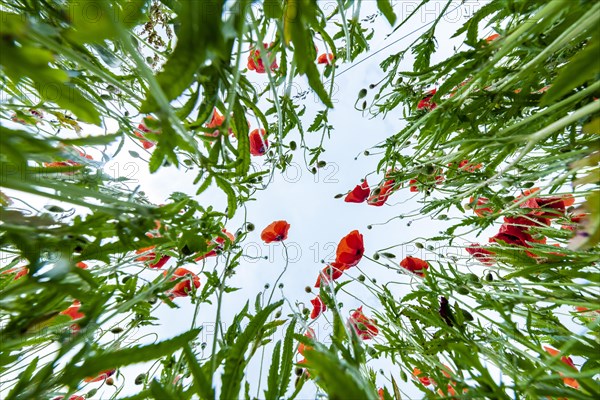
278, 318, 297, 396
214, 175, 237, 219
5, 357, 38, 400
59, 133, 122, 146
184, 344, 215, 400
264, 0, 283, 18
220, 300, 283, 400
62, 328, 201, 384
150, 379, 178, 400
265, 340, 281, 400
232, 99, 250, 175
377, 0, 397, 26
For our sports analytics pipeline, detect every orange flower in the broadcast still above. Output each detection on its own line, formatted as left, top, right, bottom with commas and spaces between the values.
466, 244, 495, 265
83, 369, 115, 383
310, 295, 326, 319
408, 178, 419, 192
335, 230, 364, 267
249, 128, 268, 156
345, 179, 370, 203
205, 108, 226, 137
76, 262, 88, 269
2, 265, 28, 280
317, 53, 334, 65
543, 346, 579, 389
314, 262, 348, 287
261, 220, 290, 243
367, 178, 395, 206
135, 116, 160, 149
485, 33, 501, 42
195, 229, 235, 261
166, 268, 201, 298
135, 245, 171, 269
469, 196, 494, 217
348, 306, 378, 340
399, 256, 429, 277
458, 159, 482, 172
412, 367, 432, 386
247, 43, 278, 73
297, 327, 315, 358
378, 388, 385, 400
60, 300, 85, 321
417, 89, 437, 111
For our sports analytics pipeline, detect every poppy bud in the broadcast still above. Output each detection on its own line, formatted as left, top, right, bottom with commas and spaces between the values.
523, 182, 535, 188
106, 377, 114, 386
373, 253, 380, 260
467, 273, 479, 282
358, 88, 367, 98
246, 222, 255, 231
302, 308, 309, 315
311, 167, 317, 174
122, 276, 131, 283
486, 273, 493, 281
456, 286, 469, 295
278, 283, 284, 289
461, 308, 474, 321
381, 252, 395, 258
88, 389, 98, 397
369, 83, 376, 89
317, 161, 326, 168
372, 278, 377, 284
295, 367, 303, 376
361, 101, 367, 110
110, 327, 123, 334
364, 150, 370, 156
367, 225, 372, 229
305, 286, 312, 293
275, 311, 282, 318
427, 245, 434, 251
367, 347, 377, 357
415, 242, 424, 249
264, 283, 270, 289
135, 374, 145, 385
334, 193, 344, 199
424, 165, 435, 174
201, 342, 207, 349
289, 141, 297, 150
438, 214, 447, 220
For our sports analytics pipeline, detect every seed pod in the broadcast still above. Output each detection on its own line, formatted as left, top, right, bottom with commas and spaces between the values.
106, 377, 114, 386
364, 150, 370, 156
305, 286, 312, 293
110, 327, 124, 334
135, 374, 146, 385
373, 253, 380, 260
456, 286, 470, 295
367, 225, 372, 229
246, 222, 255, 231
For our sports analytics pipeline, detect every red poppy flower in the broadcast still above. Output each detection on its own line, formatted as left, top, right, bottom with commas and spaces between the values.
83, 369, 116, 383
76, 262, 88, 269
60, 300, 85, 321
417, 89, 437, 111
136, 245, 171, 269
335, 230, 364, 267
543, 346, 579, 389
459, 159, 482, 172
249, 128, 268, 156
367, 179, 395, 206
378, 388, 385, 400
348, 306, 378, 340
345, 179, 370, 203
310, 295, 326, 319
485, 33, 501, 42
466, 244, 495, 265
490, 224, 535, 247
399, 256, 429, 277
166, 268, 201, 298
247, 43, 278, 73
314, 262, 348, 287
297, 327, 315, 357
469, 196, 494, 217
412, 367, 432, 386
261, 220, 290, 243
2, 265, 28, 280
135, 116, 160, 149
408, 178, 419, 192
317, 53, 334, 65
194, 229, 235, 261
204, 108, 227, 137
